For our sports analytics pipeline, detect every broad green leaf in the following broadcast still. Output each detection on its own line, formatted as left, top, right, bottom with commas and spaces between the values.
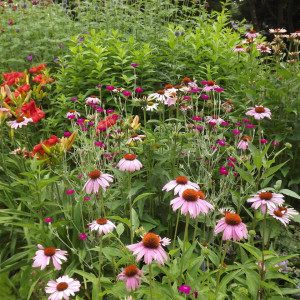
279, 189, 300, 200
132, 193, 154, 206
235, 243, 262, 261
261, 162, 288, 179
235, 165, 254, 185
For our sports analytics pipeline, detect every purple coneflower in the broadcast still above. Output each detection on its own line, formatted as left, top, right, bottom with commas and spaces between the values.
117, 265, 146, 291
83, 170, 113, 194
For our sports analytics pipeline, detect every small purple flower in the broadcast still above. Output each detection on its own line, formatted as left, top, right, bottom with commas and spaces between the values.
106, 85, 114, 91
95, 142, 104, 147
107, 109, 114, 114
84, 197, 90, 201
246, 124, 255, 128
77, 119, 85, 124
215, 87, 224, 92
135, 87, 143, 93
232, 130, 241, 135
178, 285, 191, 294
201, 94, 210, 100
122, 91, 131, 97
97, 85, 102, 88
66, 190, 75, 195
88, 122, 94, 126
78, 38, 84, 43
220, 166, 228, 175
8, 19, 14, 26
218, 140, 226, 146
58, 44, 64, 48
221, 122, 229, 126
45, 217, 52, 223
79, 233, 87, 240
77, 174, 83, 179
194, 126, 203, 131
71, 97, 78, 101
63, 132, 72, 137
27, 56, 33, 60
235, 122, 241, 126
228, 162, 234, 167
53, 58, 59, 63
261, 139, 268, 144
272, 141, 279, 146
131, 63, 138, 67
192, 117, 202, 121
97, 108, 104, 112
184, 96, 191, 100
242, 118, 250, 123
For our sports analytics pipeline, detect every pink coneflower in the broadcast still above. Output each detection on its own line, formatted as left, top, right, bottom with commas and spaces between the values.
290, 31, 300, 37
237, 136, 252, 151
117, 265, 146, 291
126, 233, 170, 265
269, 29, 287, 34
257, 45, 272, 54
246, 106, 271, 120
170, 189, 214, 218
202, 81, 221, 92
268, 206, 298, 226
126, 133, 145, 144
117, 153, 142, 172
8, 116, 32, 129
204, 115, 224, 125
214, 213, 248, 241
88, 217, 116, 235
45, 275, 80, 300
247, 191, 285, 214
66, 110, 81, 119
148, 90, 167, 104
162, 176, 199, 195
32, 244, 68, 270
246, 30, 260, 39
233, 45, 245, 52
82, 170, 113, 194
86, 96, 101, 104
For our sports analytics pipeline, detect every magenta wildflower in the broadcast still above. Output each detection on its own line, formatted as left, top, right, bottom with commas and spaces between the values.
63, 132, 72, 137
123, 91, 132, 97
135, 87, 143, 93
70, 97, 78, 101
201, 94, 210, 99
178, 285, 191, 294
232, 130, 241, 135
261, 139, 268, 144
79, 233, 87, 240
272, 141, 279, 146
66, 190, 74, 195
218, 140, 226, 146
45, 217, 52, 223
106, 85, 114, 91
241, 119, 250, 123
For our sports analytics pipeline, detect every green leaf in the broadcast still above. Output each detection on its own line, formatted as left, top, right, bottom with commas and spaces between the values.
244, 268, 260, 298
116, 223, 124, 237
73, 270, 98, 284
261, 162, 288, 179
132, 193, 154, 206
235, 165, 254, 185
132, 208, 139, 231
235, 243, 262, 261
219, 270, 242, 291
260, 280, 282, 295
279, 189, 300, 200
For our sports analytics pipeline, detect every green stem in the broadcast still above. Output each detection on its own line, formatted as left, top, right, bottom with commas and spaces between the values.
98, 235, 103, 298
128, 172, 133, 244
149, 263, 154, 300
192, 216, 199, 243
215, 240, 230, 296
172, 209, 181, 250
179, 213, 190, 285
